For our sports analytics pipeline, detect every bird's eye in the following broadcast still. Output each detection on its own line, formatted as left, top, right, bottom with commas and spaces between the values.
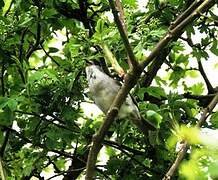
90, 71, 96, 79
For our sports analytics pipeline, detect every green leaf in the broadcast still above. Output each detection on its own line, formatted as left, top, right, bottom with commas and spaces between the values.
175, 54, 188, 65
107, 158, 125, 174
209, 161, 218, 178
201, 37, 209, 46
0, 130, 4, 144
211, 111, 218, 128
190, 83, 204, 95
148, 131, 160, 146
42, 8, 58, 18
0, 108, 14, 126
137, 87, 147, 100
18, 16, 33, 27
209, 11, 218, 21
2, 0, 12, 15
214, 62, 218, 69
0, 97, 8, 109
106, 147, 116, 157
122, 0, 137, 7
144, 86, 167, 99
146, 110, 162, 128
28, 71, 45, 83
193, 48, 209, 60
186, 25, 195, 38
7, 98, 18, 111
49, 47, 59, 53
95, 19, 105, 34
186, 70, 198, 78
170, 66, 185, 87
55, 158, 66, 170
142, 158, 151, 167
0, 0, 4, 9
210, 40, 218, 56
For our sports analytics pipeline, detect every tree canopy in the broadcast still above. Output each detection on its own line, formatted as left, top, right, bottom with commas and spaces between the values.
0, 0, 218, 179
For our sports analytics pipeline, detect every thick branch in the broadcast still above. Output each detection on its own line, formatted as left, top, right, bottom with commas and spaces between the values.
163, 92, 218, 180
140, 0, 216, 69
85, 0, 216, 179
169, 0, 203, 30
142, 48, 170, 87
85, 70, 141, 179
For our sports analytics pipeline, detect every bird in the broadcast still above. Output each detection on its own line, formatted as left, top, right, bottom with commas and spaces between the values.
85, 65, 156, 135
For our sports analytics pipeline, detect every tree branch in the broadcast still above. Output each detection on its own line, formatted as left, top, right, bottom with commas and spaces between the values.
140, 0, 215, 70
163, 92, 218, 180
108, 0, 139, 69
182, 93, 216, 100
18, 27, 28, 84
0, 59, 9, 180
103, 140, 145, 155
1, 59, 5, 97
40, 44, 72, 73
14, 110, 78, 133
0, 124, 78, 159
141, 48, 170, 87
169, 0, 203, 30
179, 36, 215, 94
85, 0, 216, 179
26, 5, 42, 59
198, 60, 215, 94
104, 141, 157, 176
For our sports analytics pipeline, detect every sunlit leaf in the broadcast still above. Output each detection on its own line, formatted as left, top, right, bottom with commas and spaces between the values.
190, 82, 204, 95
2, 0, 12, 15
144, 86, 167, 99
211, 112, 218, 128
146, 110, 163, 128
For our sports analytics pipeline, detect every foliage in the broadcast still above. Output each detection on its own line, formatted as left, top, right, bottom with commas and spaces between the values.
0, 0, 217, 179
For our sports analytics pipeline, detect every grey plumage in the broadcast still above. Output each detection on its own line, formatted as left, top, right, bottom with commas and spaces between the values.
86, 65, 156, 134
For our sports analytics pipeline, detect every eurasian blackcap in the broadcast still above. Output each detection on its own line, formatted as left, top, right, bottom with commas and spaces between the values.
86, 65, 156, 134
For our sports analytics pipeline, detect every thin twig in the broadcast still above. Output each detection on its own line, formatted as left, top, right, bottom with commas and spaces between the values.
103, 140, 145, 155
0, 124, 75, 159
169, 0, 203, 30
108, 0, 139, 69
14, 110, 78, 132
85, 0, 216, 179
140, 0, 215, 69
179, 36, 214, 94
18, 28, 28, 83
198, 60, 214, 94
1, 59, 5, 97
26, 5, 42, 59
103, 140, 158, 174
40, 43, 71, 72
163, 92, 218, 180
